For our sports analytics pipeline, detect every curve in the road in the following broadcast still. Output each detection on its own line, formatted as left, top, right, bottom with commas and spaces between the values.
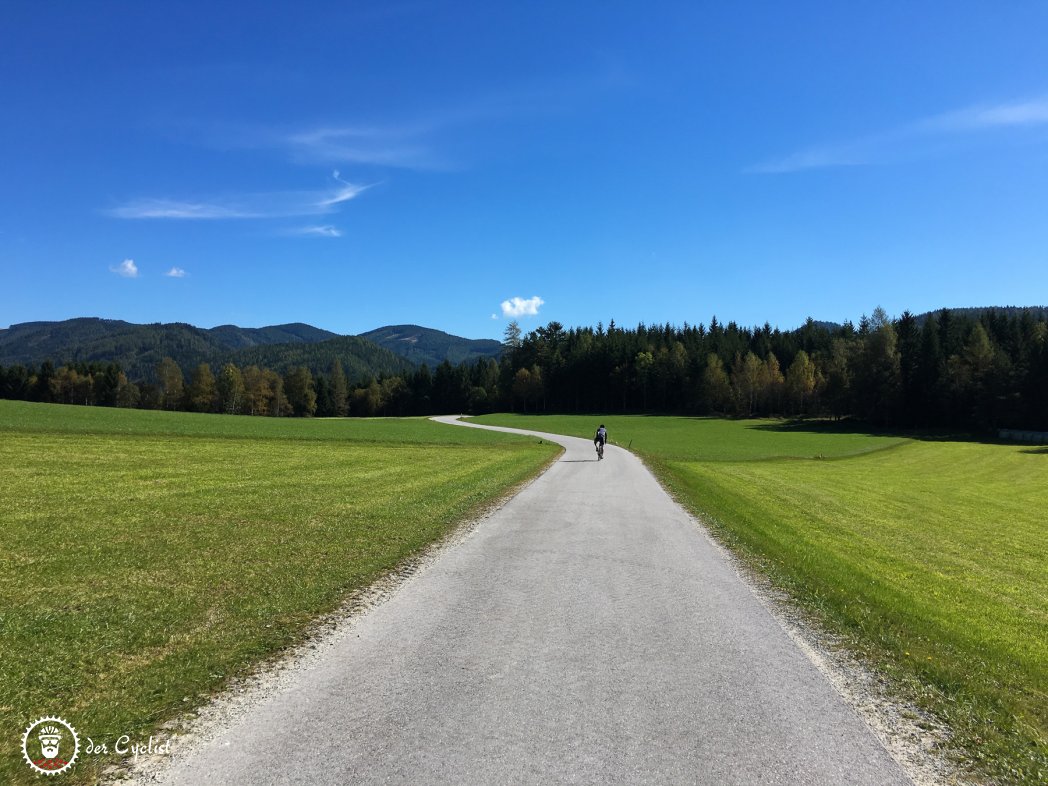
151, 416, 912, 785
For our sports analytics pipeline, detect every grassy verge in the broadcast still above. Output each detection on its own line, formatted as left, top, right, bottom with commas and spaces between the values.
471, 414, 1047, 783
0, 402, 558, 784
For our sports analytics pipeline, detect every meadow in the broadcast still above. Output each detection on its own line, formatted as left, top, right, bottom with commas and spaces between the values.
471, 414, 1047, 784
0, 401, 558, 785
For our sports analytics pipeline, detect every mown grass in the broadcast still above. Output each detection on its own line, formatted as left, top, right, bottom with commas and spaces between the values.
471, 413, 909, 460
0, 398, 528, 445
0, 402, 558, 785
471, 414, 1048, 783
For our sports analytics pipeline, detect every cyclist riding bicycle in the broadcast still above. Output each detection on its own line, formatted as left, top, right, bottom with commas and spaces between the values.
594, 424, 608, 459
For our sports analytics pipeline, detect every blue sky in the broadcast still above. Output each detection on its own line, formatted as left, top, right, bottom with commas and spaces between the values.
2, 2, 1047, 339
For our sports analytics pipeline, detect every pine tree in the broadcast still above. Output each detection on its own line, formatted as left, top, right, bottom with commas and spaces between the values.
859, 320, 902, 425
916, 318, 944, 425
503, 320, 522, 350
329, 358, 349, 417
33, 361, 56, 403
962, 323, 996, 428
821, 339, 852, 420
896, 311, 921, 425
284, 366, 317, 417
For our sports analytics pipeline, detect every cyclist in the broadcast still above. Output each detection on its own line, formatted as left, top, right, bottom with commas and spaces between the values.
594, 424, 608, 458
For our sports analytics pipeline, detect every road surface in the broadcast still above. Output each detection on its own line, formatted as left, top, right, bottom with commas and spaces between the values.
154, 417, 911, 785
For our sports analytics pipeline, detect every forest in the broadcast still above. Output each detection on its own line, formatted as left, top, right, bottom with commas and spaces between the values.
1, 307, 1046, 432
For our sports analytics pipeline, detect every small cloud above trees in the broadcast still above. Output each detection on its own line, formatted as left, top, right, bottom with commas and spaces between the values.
500, 296, 544, 318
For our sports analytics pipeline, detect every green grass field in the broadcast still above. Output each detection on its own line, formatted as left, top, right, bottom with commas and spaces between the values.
471, 414, 1048, 784
0, 401, 558, 785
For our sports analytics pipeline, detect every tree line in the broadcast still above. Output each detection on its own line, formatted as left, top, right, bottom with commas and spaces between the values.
493, 307, 1048, 431
0, 358, 337, 417
0, 355, 496, 419
2, 307, 1046, 431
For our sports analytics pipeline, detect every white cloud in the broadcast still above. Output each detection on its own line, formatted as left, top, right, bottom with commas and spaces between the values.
107, 200, 255, 219
107, 172, 370, 220
288, 225, 343, 238
490, 313, 499, 320
921, 97, 1048, 132
315, 171, 369, 208
164, 267, 187, 278
500, 295, 545, 318
110, 259, 139, 278
749, 94, 1048, 174
288, 127, 437, 169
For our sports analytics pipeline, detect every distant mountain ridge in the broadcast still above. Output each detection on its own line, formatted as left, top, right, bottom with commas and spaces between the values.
208, 322, 339, 348
911, 306, 1048, 324
359, 324, 503, 367
4, 308, 1043, 382
0, 318, 413, 382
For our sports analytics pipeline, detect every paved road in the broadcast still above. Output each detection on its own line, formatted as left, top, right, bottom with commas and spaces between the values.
157, 417, 910, 785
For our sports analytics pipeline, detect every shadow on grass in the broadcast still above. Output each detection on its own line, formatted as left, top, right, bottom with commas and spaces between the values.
743, 417, 1047, 448
481, 412, 1048, 450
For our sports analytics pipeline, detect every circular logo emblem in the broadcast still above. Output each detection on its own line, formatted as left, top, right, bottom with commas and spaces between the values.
22, 716, 80, 776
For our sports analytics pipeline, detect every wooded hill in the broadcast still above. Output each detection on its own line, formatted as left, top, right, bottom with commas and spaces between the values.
2, 307, 1046, 431
360, 324, 503, 367
0, 318, 412, 382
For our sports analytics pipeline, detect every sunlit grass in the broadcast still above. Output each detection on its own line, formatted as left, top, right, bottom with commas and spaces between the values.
472, 413, 1048, 783
470, 413, 909, 460
0, 402, 558, 784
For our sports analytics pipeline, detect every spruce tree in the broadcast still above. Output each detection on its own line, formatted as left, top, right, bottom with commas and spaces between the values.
329, 358, 349, 417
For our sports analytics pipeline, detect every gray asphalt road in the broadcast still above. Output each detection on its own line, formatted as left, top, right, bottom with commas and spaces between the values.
156, 417, 911, 785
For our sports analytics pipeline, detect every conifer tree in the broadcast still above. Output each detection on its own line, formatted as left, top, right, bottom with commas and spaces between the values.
284, 366, 317, 417
329, 358, 349, 417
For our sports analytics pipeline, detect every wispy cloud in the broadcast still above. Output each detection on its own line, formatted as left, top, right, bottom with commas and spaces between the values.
315, 171, 369, 207
108, 200, 257, 219
749, 95, 1048, 174
918, 96, 1048, 132
286, 225, 343, 238
288, 127, 438, 169
281, 71, 628, 171
164, 267, 187, 278
110, 259, 139, 278
500, 296, 545, 318
107, 172, 370, 220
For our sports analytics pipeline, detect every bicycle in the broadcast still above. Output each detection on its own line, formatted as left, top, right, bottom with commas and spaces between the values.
595, 441, 604, 460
